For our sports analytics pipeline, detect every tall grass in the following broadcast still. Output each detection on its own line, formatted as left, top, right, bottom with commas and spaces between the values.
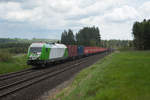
0, 53, 31, 75
53, 51, 150, 100
0, 50, 12, 62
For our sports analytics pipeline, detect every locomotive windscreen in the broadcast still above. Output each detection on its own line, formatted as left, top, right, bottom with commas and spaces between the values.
30, 47, 42, 53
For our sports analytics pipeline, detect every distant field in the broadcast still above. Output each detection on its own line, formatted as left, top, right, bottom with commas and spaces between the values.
54, 51, 150, 100
0, 53, 31, 75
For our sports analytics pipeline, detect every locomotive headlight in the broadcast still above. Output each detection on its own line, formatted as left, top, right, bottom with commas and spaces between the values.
37, 54, 40, 58
29, 52, 41, 60
37, 52, 41, 58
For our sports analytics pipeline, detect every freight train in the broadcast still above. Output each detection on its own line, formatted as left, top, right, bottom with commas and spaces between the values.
27, 42, 108, 67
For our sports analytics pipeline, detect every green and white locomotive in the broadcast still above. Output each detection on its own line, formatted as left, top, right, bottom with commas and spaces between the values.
27, 43, 68, 66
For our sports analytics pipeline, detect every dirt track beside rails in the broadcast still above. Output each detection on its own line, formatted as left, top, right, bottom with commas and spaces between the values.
1, 52, 110, 100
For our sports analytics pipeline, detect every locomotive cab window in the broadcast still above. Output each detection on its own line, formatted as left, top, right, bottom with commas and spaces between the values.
30, 47, 42, 53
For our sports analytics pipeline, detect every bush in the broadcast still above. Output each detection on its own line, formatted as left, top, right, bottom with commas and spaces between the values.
0, 51, 12, 62
8, 47, 28, 54
117, 47, 134, 51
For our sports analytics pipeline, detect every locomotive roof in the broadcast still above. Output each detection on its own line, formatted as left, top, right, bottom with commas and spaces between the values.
30, 43, 45, 47
30, 43, 67, 48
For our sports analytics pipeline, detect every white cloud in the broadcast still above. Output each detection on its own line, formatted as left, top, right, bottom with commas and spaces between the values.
103, 6, 139, 22
0, 2, 34, 21
0, 0, 126, 22
0, 0, 149, 40
139, 1, 150, 19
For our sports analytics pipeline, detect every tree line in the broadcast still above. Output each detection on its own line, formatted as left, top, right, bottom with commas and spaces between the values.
0, 38, 58, 54
0, 43, 30, 54
61, 26, 101, 46
61, 26, 132, 49
132, 19, 150, 50
101, 40, 133, 49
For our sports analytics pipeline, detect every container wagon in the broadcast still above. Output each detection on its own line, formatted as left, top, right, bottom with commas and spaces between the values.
67, 45, 77, 59
84, 47, 107, 55
77, 46, 84, 57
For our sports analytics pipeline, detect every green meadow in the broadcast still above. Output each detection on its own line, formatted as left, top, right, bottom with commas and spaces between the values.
0, 50, 31, 75
54, 51, 150, 100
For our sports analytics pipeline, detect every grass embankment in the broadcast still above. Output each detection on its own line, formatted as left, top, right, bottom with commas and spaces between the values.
0, 50, 31, 75
54, 51, 150, 100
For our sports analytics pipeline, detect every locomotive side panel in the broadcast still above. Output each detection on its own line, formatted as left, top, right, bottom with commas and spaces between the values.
49, 48, 66, 59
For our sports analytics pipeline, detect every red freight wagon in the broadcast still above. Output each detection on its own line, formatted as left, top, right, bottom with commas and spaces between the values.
84, 47, 96, 54
96, 47, 107, 52
98, 48, 107, 52
84, 47, 107, 54
67, 45, 78, 57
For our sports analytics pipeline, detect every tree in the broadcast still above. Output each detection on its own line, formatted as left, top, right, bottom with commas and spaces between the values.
61, 30, 68, 44
76, 26, 101, 46
61, 29, 75, 45
132, 19, 150, 50
67, 29, 75, 45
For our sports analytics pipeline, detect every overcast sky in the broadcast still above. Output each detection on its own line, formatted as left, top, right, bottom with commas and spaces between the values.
0, 0, 150, 40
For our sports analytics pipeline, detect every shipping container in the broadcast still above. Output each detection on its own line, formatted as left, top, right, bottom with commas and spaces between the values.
67, 45, 78, 57
77, 46, 84, 56
84, 47, 94, 54
84, 47, 107, 54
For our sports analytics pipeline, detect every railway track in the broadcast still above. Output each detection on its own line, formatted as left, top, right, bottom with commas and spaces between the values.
0, 68, 33, 81
0, 53, 103, 98
0, 56, 89, 87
